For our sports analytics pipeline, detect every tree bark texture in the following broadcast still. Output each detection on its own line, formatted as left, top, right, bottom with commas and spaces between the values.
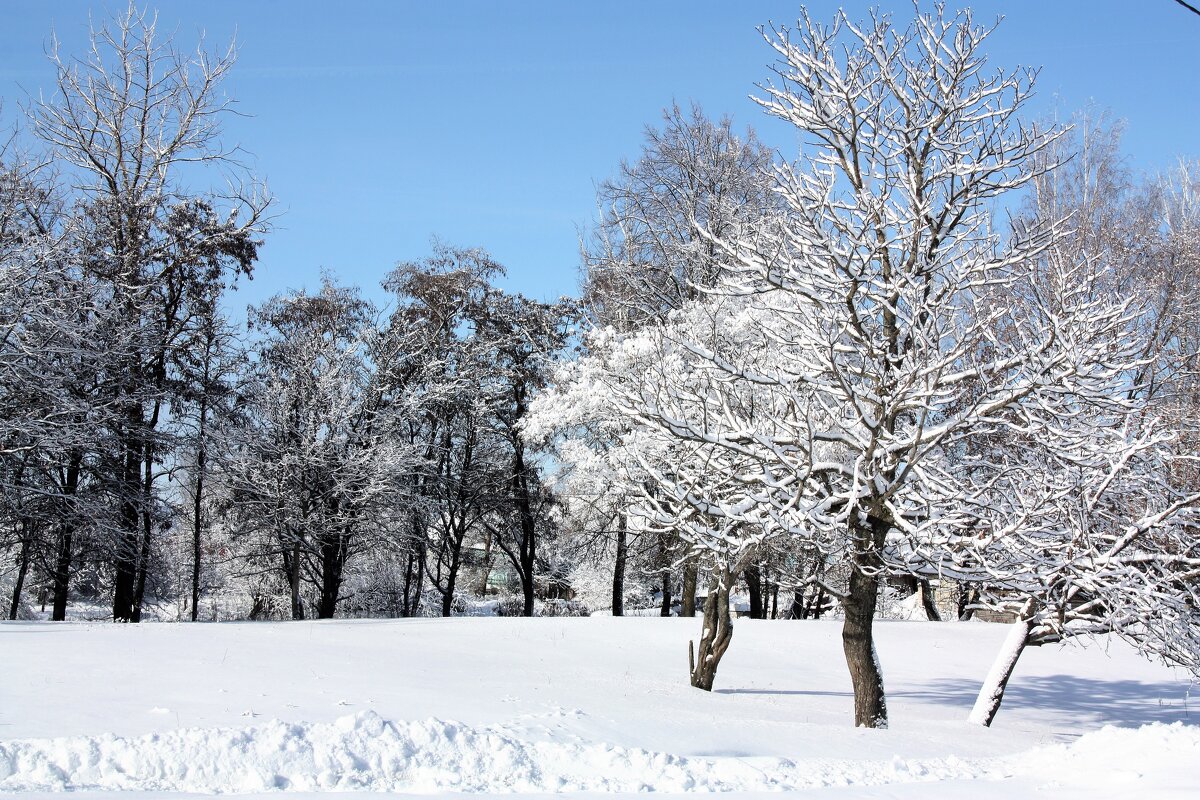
690, 571, 734, 691
842, 562, 888, 728
680, 559, 697, 617
8, 526, 31, 620
745, 564, 763, 619
612, 513, 627, 616
842, 517, 890, 728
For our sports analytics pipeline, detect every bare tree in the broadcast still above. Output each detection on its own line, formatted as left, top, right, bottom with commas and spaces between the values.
540, 6, 1137, 730
583, 102, 776, 330
225, 280, 407, 620
575, 105, 779, 618
30, 5, 267, 621
958, 121, 1200, 726
961, 381, 1200, 726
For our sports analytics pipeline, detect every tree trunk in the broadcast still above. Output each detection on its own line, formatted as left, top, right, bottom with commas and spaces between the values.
807, 586, 827, 619
191, 397, 209, 622
287, 538, 304, 620
659, 570, 672, 616
112, 528, 139, 621
969, 604, 1033, 726
745, 564, 763, 619
437, 519, 467, 618
919, 579, 941, 621
112, 428, 142, 622
131, 443, 155, 623
842, 539, 888, 728
131, 522, 152, 622
403, 514, 425, 617
680, 559, 697, 617
403, 548, 423, 618
519, 523, 536, 618
8, 525, 31, 620
509, 423, 538, 618
51, 453, 82, 622
612, 513, 627, 616
51, 525, 73, 621
789, 589, 805, 619
317, 533, 348, 619
689, 570, 734, 691
958, 582, 979, 620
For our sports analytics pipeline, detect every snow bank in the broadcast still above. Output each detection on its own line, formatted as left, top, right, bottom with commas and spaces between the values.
3, 710, 1196, 794
1020, 722, 1200, 790
0, 710, 979, 793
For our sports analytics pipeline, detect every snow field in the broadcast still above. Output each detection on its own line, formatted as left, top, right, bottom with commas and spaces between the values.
1, 617, 1196, 797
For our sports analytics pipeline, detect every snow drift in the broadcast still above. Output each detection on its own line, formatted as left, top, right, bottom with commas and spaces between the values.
2, 710, 1197, 794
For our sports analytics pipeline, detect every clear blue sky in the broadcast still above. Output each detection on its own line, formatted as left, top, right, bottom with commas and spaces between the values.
2, 1, 1198, 315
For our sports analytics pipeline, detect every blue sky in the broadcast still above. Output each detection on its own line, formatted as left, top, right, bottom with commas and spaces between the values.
2, 1, 1198, 316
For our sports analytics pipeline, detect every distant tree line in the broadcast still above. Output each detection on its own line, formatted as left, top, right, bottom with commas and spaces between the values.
0, 8, 573, 625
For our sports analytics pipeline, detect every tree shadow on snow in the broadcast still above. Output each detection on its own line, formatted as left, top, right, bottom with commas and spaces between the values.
892, 675, 1196, 728
716, 688, 852, 698
718, 675, 1196, 729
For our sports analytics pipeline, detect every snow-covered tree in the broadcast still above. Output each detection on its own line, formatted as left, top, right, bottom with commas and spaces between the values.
582, 102, 777, 331
173, 312, 244, 621
529, 297, 789, 686
473, 290, 574, 617
960, 367, 1200, 725
0, 144, 123, 621
375, 244, 573, 618
380, 247, 509, 617
224, 280, 408, 620
533, 6, 1190, 729
27, 6, 267, 621
943, 120, 1200, 727
558, 105, 779, 619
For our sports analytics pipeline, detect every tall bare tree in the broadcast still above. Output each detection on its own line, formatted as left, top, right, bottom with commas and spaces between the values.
30, 6, 268, 620
538, 7, 1155, 731
578, 104, 777, 617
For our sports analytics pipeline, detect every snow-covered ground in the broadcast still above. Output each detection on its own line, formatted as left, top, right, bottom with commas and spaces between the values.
0, 617, 1196, 798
